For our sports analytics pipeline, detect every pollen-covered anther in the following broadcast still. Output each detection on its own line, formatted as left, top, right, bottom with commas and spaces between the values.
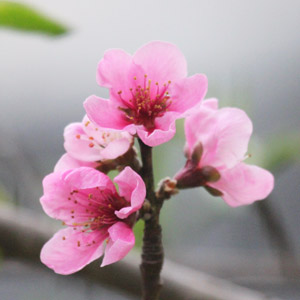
118, 77, 173, 128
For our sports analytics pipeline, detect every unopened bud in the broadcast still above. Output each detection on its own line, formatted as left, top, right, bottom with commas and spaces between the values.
142, 200, 151, 212
156, 177, 179, 200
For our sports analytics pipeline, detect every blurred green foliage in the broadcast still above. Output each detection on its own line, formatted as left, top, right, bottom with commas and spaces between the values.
0, 184, 12, 204
133, 220, 144, 248
0, 1, 67, 36
262, 132, 300, 173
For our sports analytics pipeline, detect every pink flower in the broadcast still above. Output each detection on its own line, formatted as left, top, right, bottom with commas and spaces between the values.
40, 166, 146, 274
54, 115, 133, 172
175, 99, 274, 207
84, 41, 208, 147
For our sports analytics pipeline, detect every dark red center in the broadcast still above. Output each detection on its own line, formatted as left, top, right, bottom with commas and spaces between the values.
118, 75, 172, 129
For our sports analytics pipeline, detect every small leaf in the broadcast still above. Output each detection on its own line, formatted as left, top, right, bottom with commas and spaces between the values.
0, 1, 68, 36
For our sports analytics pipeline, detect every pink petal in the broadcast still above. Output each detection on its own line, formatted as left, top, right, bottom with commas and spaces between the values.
184, 103, 218, 154
64, 167, 115, 191
183, 98, 219, 157
101, 222, 135, 267
185, 105, 253, 169
41, 170, 70, 200
136, 111, 178, 147
100, 137, 132, 160
41, 169, 113, 223
209, 163, 274, 207
96, 49, 144, 102
114, 167, 146, 219
41, 227, 107, 275
169, 74, 208, 113
84, 95, 134, 131
202, 98, 219, 110
54, 153, 98, 172
96, 48, 132, 90
64, 122, 103, 162
201, 108, 253, 169
133, 41, 187, 85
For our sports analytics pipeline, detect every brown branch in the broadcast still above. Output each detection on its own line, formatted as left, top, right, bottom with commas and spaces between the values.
138, 138, 164, 300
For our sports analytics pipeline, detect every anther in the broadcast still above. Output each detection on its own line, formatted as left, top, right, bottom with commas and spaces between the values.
76, 134, 81, 139
77, 241, 81, 247
62, 236, 66, 240
89, 143, 94, 148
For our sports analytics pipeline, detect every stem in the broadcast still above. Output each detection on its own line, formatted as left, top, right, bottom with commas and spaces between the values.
138, 138, 164, 300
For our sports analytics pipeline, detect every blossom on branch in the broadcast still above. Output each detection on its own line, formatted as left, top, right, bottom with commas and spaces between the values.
54, 115, 134, 172
40, 166, 146, 274
84, 41, 208, 147
175, 99, 274, 206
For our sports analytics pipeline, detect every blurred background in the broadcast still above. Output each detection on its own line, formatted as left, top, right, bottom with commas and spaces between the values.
0, 0, 300, 299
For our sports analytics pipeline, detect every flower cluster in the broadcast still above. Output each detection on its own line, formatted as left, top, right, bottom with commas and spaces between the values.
40, 41, 274, 275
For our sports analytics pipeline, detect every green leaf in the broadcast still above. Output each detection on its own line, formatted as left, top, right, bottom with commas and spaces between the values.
0, 1, 68, 36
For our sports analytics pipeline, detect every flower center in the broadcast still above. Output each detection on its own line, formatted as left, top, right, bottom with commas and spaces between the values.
118, 75, 172, 129
68, 188, 130, 232
76, 124, 124, 149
